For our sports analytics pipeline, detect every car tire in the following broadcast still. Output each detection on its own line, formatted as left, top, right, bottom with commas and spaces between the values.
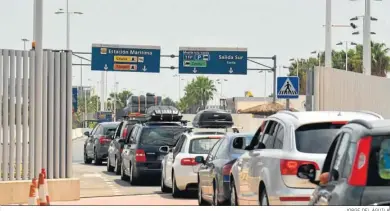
114, 157, 121, 175
212, 182, 219, 206
94, 149, 102, 165
230, 179, 238, 206
120, 162, 129, 181
129, 163, 140, 185
259, 186, 269, 206
198, 177, 209, 206
107, 156, 114, 172
172, 173, 183, 198
84, 150, 92, 164
160, 171, 171, 193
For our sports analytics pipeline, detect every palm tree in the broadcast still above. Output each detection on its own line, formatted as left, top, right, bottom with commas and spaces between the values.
191, 76, 216, 109
371, 42, 390, 77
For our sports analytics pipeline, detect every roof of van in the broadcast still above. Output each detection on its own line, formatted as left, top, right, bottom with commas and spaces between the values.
271, 111, 383, 128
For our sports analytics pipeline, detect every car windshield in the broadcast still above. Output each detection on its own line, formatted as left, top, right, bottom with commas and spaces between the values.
139, 127, 186, 146
295, 122, 344, 154
189, 138, 220, 154
103, 125, 119, 136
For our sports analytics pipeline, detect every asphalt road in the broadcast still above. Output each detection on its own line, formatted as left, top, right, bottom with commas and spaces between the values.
72, 137, 196, 205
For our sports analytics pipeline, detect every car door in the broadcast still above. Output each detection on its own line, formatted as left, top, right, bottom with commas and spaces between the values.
86, 125, 100, 157
199, 139, 223, 200
311, 131, 351, 205
247, 120, 279, 204
165, 135, 186, 187
122, 125, 139, 175
109, 122, 123, 164
236, 120, 268, 204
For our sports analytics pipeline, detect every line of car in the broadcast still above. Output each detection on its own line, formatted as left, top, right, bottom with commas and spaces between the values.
83, 107, 390, 206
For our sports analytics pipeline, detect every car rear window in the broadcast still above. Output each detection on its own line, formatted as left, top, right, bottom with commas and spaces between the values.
366, 136, 390, 186
104, 125, 118, 136
295, 122, 344, 154
189, 138, 220, 154
139, 127, 187, 146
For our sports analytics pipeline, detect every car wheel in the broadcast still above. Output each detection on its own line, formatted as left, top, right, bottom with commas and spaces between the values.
94, 149, 101, 165
107, 157, 114, 172
198, 178, 209, 206
120, 162, 129, 181
172, 173, 183, 198
129, 163, 140, 185
260, 187, 269, 206
230, 180, 238, 206
84, 150, 92, 164
160, 171, 171, 193
114, 157, 121, 175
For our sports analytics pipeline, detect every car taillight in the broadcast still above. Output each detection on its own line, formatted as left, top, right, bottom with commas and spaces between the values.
331, 121, 348, 125
348, 136, 372, 186
135, 149, 146, 162
280, 159, 320, 175
181, 158, 196, 166
208, 136, 223, 139
99, 136, 110, 144
222, 163, 233, 176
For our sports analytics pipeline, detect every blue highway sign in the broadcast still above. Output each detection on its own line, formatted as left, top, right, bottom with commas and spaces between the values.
277, 76, 299, 99
72, 87, 78, 113
178, 47, 247, 75
91, 44, 161, 73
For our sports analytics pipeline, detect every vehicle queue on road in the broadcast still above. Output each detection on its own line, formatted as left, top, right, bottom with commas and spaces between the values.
82, 106, 390, 206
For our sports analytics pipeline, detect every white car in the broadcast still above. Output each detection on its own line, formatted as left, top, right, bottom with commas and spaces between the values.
160, 131, 224, 197
229, 110, 383, 206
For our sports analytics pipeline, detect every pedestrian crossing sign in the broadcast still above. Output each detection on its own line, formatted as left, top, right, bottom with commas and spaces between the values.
277, 76, 299, 99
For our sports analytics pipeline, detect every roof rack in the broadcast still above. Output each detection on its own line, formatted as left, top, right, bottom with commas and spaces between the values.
358, 110, 384, 120
277, 110, 299, 119
348, 119, 373, 129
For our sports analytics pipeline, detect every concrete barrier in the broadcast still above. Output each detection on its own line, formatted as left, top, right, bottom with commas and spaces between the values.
0, 178, 80, 205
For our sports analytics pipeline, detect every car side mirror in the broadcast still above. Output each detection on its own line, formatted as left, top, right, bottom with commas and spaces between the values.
159, 146, 169, 153
84, 131, 90, 137
194, 156, 205, 164
232, 138, 244, 149
297, 164, 317, 183
257, 143, 266, 149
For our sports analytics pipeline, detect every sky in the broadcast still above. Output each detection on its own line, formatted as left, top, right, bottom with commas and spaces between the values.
1, 0, 390, 103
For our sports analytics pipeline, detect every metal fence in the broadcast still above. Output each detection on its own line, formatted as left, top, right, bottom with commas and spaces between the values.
0, 49, 73, 181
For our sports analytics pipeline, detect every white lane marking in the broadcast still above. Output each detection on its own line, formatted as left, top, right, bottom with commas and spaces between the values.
82, 173, 101, 178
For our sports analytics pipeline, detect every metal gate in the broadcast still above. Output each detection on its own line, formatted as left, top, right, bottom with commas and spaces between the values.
0, 49, 73, 181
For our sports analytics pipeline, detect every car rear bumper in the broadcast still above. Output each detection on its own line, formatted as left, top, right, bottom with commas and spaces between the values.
175, 170, 198, 191
134, 162, 162, 179
269, 186, 313, 205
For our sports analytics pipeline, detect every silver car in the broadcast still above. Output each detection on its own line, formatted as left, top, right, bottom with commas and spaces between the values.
229, 110, 383, 206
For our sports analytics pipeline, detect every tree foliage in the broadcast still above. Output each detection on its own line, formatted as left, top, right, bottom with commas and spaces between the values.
287, 41, 390, 94
177, 76, 217, 112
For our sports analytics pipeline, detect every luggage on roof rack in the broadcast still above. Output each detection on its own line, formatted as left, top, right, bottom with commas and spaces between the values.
192, 109, 234, 128
145, 106, 183, 121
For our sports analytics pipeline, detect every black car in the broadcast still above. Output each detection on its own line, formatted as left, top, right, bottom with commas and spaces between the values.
297, 119, 390, 205
120, 106, 188, 185
83, 122, 120, 165
107, 116, 141, 174
196, 133, 254, 206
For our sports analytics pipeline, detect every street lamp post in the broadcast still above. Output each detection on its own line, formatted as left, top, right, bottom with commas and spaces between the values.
336, 41, 357, 71
216, 79, 228, 99
311, 51, 322, 66
350, 0, 381, 75
54, 1, 83, 50
113, 82, 119, 121
325, 0, 332, 68
173, 74, 184, 100
21, 38, 29, 50
258, 70, 272, 101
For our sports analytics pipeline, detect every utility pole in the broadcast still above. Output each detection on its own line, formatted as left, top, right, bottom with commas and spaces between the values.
363, 0, 371, 75
21, 38, 29, 50
325, 0, 332, 68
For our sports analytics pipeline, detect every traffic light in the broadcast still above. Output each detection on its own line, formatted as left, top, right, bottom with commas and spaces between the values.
350, 23, 357, 29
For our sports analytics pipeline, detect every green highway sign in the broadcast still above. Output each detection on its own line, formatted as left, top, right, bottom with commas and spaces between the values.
183, 60, 207, 67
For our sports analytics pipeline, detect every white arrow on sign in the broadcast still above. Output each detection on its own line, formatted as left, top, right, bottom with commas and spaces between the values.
193, 68, 198, 73
142, 65, 147, 71
229, 67, 234, 73
104, 64, 108, 71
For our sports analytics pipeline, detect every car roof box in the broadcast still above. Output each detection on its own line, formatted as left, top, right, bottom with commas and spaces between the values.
192, 109, 234, 128
146, 106, 183, 121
